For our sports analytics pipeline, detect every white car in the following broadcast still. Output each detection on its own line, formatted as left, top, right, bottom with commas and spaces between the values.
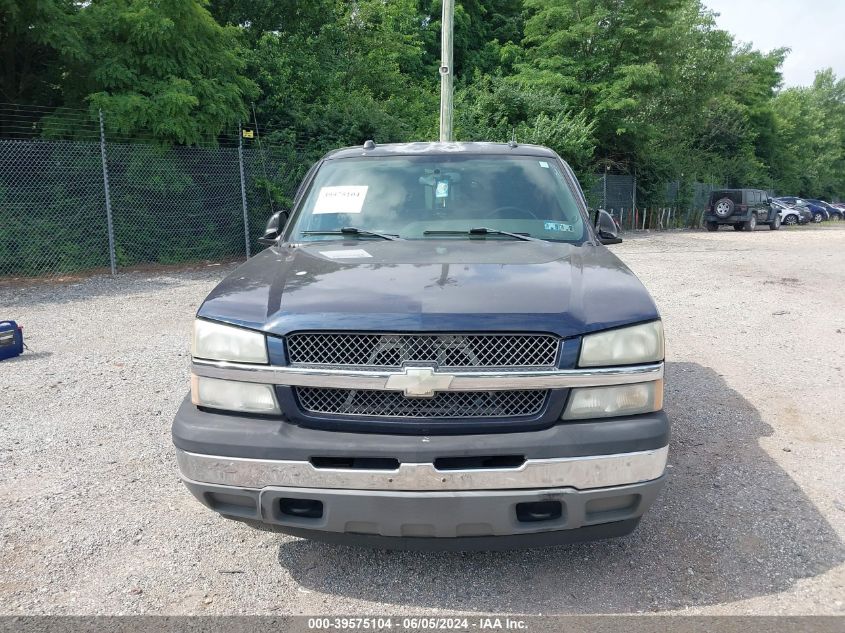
772, 200, 810, 226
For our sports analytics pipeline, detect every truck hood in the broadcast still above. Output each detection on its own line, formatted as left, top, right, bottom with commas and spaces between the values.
198, 240, 659, 338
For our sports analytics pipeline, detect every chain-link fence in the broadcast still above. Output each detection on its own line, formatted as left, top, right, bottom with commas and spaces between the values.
1, 102, 737, 278
588, 173, 726, 232
0, 139, 113, 276
0, 112, 308, 277
105, 143, 248, 267
240, 144, 313, 244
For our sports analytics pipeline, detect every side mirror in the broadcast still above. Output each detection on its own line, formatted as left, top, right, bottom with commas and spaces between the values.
257, 209, 289, 246
594, 209, 622, 245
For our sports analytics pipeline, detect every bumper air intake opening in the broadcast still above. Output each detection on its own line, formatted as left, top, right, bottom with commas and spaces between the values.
204, 492, 259, 519
584, 494, 640, 523
515, 500, 563, 523
434, 455, 525, 471
279, 498, 324, 519
310, 456, 400, 470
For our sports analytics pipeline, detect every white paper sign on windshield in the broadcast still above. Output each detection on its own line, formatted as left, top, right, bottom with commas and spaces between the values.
320, 249, 373, 259
313, 186, 368, 215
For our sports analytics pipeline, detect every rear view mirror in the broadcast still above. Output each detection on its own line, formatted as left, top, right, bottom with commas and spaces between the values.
594, 209, 622, 245
257, 209, 289, 246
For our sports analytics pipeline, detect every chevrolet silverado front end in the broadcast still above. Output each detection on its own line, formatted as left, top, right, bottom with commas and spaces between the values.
172, 142, 669, 550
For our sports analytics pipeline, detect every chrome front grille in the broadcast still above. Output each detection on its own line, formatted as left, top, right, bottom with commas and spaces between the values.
295, 387, 548, 419
286, 333, 560, 369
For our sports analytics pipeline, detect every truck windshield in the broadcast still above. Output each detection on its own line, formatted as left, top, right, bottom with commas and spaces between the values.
287, 155, 587, 243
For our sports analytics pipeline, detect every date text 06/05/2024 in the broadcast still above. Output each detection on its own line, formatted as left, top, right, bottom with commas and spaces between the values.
306, 617, 529, 630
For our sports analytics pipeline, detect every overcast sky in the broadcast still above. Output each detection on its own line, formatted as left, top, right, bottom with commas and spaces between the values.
704, 0, 845, 87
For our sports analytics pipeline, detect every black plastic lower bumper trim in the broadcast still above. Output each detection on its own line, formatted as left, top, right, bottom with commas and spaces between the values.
228, 517, 641, 551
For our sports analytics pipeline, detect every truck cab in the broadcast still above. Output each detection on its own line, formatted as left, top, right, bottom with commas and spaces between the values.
173, 142, 668, 550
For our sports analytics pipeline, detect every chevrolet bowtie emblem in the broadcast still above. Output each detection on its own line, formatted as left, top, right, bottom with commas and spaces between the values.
385, 367, 454, 398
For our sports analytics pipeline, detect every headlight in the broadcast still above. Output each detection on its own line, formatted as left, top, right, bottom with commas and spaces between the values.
191, 376, 280, 414
192, 319, 268, 363
579, 321, 664, 367
562, 380, 663, 420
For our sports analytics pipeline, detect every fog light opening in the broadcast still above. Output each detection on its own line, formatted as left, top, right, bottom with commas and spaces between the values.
279, 498, 323, 519
515, 500, 563, 523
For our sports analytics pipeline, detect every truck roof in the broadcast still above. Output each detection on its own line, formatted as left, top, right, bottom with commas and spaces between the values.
324, 141, 559, 160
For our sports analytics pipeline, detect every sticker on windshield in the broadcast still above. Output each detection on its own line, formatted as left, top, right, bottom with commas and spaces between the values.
319, 249, 373, 259
435, 179, 449, 198
544, 221, 573, 232
313, 186, 368, 215
539, 161, 550, 169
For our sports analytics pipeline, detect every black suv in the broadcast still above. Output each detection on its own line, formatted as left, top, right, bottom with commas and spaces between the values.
705, 189, 780, 232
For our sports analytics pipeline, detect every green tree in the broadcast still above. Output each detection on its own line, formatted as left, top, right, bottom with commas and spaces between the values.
245, 0, 435, 150
0, 0, 83, 107
63, 0, 256, 145
772, 70, 845, 198
5, 0, 845, 207
416, 1, 524, 79
454, 75, 596, 172
519, 0, 690, 160
208, 0, 338, 39
515, 0, 748, 201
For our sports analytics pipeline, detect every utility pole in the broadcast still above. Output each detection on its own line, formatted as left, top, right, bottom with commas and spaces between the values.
439, 0, 454, 142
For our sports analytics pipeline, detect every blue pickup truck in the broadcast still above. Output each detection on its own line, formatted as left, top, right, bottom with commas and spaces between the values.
172, 142, 668, 550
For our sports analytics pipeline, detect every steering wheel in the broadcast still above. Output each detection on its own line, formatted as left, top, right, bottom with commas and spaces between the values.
489, 206, 539, 219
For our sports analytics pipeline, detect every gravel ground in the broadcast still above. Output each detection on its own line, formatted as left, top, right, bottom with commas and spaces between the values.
1, 225, 843, 615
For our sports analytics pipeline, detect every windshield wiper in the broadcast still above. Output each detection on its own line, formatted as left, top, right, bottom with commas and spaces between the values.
301, 227, 403, 241
423, 227, 544, 243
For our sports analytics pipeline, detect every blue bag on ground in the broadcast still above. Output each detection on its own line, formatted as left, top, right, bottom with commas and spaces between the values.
0, 321, 23, 360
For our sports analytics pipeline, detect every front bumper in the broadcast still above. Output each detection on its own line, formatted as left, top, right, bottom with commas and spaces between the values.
173, 399, 668, 548
182, 476, 665, 550
176, 446, 667, 491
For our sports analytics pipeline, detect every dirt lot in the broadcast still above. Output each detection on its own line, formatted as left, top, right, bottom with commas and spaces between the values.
1, 225, 843, 615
